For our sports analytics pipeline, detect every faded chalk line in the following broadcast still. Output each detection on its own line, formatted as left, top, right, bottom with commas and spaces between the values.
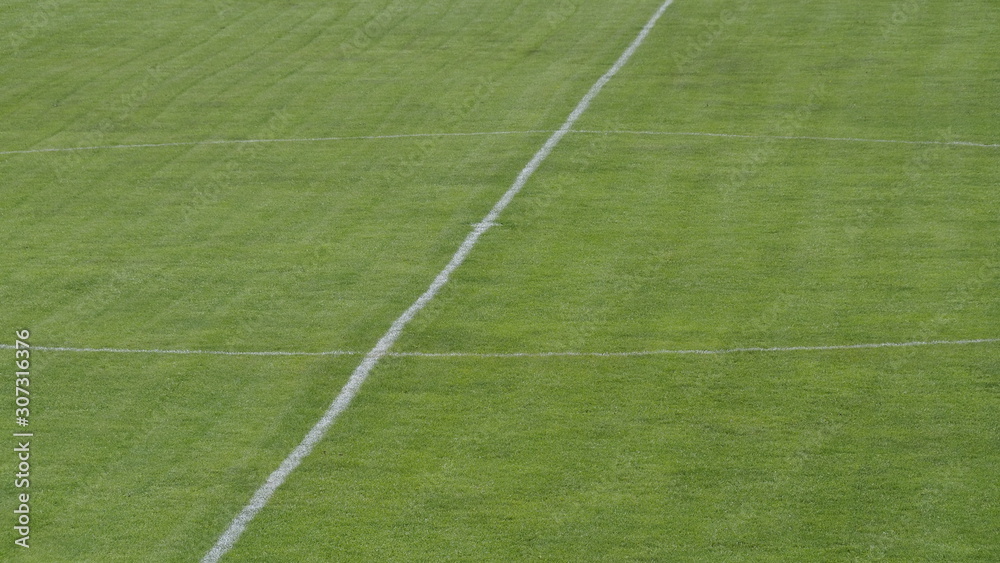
0, 131, 552, 156
2, 338, 996, 359
2, 129, 996, 157
572, 129, 1000, 149
391, 338, 1000, 357
0, 345, 359, 357
201, 1, 678, 561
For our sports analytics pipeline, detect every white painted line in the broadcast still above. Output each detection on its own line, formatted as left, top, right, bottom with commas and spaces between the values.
572, 129, 1000, 149
2, 338, 997, 358
391, 338, 1000, 357
0, 345, 358, 357
0, 131, 552, 156
3, 129, 996, 157
201, 2, 677, 561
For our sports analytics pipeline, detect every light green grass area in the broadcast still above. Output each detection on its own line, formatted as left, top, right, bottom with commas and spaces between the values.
1, 0, 998, 561
23, 353, 358, 562
236, 351, 1000, 561
402, 133, 1000, 353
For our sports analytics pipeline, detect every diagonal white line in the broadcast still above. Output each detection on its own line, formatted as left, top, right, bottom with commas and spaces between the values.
200, 2, 677, 561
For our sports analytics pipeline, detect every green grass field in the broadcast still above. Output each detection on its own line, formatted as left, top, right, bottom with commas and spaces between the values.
2, 0, 999, 560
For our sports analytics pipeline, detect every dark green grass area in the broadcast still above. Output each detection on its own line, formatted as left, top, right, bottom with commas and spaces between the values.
0, 352, 359, 562
233, 350, 1000, 561
0, 0, 662, 150
1, 133, 547, 352
586, 0, 1000, 145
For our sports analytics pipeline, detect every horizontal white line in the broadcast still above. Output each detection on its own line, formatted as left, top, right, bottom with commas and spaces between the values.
393, 338, 1000, 357
0, 131, 552, 156
0, 345, 358, 356
1, 129, 996, 156
572, 129, 1000, 149
2, 338, 996, 358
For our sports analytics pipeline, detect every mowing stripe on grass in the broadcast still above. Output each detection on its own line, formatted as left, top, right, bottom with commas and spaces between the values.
3, 338, 997, 358
2, 129, 996, 157
201, 2, 677, 561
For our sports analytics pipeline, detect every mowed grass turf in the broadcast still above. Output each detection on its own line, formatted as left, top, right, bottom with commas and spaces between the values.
17, 352, 360, 561
1, 0, 999, 561
231, 0, 999, 561
234, 351, 1000, 561
2, 0, 675, 560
